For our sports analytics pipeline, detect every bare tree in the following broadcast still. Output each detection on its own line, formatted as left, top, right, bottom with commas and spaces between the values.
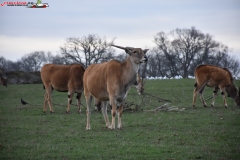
21, 51, 47, 72
114, 53, 127, 62
60, 34, 115, 67
10, 61, 23, 71
153, 32, 181, 77
146, 51, 158, 77
221, 54, 240, 77
153, 27, 240, 78
100, 51, 116, 63
51, 55, 67, 64
0, 56, 7, 70
0, 51, 68, 72
46, 52, 67, 65
0, 57, 17, 72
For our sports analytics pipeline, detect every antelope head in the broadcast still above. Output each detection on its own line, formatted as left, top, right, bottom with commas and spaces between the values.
237, 87, 240, 107
226, 85, 240, 107
111, 44, 148, 64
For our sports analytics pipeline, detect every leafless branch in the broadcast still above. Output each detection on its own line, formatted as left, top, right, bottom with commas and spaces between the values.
143, 103, 185, 112
143, 92, 172, 102
171, 86, 182, 102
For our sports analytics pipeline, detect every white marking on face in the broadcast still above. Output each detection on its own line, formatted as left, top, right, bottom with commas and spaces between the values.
140, 57, 147, 63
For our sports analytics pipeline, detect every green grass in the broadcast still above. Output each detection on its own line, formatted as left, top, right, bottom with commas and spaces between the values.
1, 79, 240, 159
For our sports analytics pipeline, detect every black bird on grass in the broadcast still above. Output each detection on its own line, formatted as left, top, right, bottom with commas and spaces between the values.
21, 99, 28, 105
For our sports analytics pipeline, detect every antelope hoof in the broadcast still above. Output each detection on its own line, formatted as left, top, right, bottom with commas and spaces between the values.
86, 126, 91, 130
78, 111, 81, 114
225, 106, 228, 109
117, 126, 122, 130
105, 123, 110, 128
203, 105, 207, 108
108, 125, 115, 130
43, 111, 46, 113
211, 104, 214, 107
66, 111, 70, 114
50, 111, 55, 113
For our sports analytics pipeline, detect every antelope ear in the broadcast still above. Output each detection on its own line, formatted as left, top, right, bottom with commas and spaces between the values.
143, 49, 149, 54
125, 48, 130, 54
125, 47, 133, 54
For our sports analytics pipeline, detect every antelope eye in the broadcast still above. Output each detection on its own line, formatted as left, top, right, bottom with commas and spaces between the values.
133, 51, 137, 54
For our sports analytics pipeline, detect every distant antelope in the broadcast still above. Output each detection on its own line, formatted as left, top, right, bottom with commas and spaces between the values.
83, 44, 149, 130
193, 64, 240, 108
41, 63, 85, 113
0, 70, 7, 87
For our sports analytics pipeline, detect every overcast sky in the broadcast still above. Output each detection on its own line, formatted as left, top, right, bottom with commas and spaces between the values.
0, 0, 239, 62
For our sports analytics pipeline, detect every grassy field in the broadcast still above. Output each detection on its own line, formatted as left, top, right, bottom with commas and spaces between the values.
1, 79, 240, 159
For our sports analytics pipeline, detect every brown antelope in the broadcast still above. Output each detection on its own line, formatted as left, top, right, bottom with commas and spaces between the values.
193, 64, 240, 108
83, 44, 148, 130
41, 63, 85, 113
0, 70, 7, 87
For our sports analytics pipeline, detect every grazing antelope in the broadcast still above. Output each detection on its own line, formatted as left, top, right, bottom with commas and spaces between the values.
193, 64, 240, 108
0, 70, 7, 87
83, 44, 148, 130
41, 63, 85, 113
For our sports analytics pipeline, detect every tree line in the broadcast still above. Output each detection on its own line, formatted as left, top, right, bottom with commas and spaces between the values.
0, 27, 239, 78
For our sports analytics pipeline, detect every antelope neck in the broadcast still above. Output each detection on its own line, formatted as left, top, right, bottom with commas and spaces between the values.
121, 56, 139, 86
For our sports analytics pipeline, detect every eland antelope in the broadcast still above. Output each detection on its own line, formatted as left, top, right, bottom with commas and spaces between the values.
193, 64, 240, 108
0, 70, 7, 87
41, 63, 85, 113
83, 44, 148, 130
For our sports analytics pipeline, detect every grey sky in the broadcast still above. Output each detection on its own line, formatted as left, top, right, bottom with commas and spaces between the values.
0, 0, 239, 61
